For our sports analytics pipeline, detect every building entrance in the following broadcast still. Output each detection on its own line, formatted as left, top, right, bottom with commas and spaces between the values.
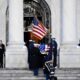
24, 17, 32, 45
23, 0, 51, 44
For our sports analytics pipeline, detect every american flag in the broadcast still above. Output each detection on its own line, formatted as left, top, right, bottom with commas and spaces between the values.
32, 17, 47, 40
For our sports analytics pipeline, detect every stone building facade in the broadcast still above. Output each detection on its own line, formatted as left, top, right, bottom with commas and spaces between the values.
0, 0, 80, 68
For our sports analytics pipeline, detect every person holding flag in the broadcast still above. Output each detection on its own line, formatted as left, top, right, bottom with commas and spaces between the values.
28, 40, 44, 76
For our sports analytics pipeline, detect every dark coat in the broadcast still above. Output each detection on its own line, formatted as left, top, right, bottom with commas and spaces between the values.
51, 39, 57, 67
44, 39, 58, 67
0, 43, 5, 67
0, 44, 5, 56
28, 46, 44, 70
52, 39, 57, 54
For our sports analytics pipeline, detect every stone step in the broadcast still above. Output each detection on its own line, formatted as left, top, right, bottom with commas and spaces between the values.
1, 68, 80, 80
0, 77, 45, 80
0, 69, 45, 80
55, 68, 80, 80
0, 69, 44, 76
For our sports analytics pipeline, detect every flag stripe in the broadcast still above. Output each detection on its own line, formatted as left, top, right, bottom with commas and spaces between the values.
38, 23, 45, 30
32, 32, 43, 38
38, 25, 47, 34
32, 28, 45, 36
38, 24, 47, 34
33, 24, 46, 34
32, 26, 46, 35
32, 32, 43, 40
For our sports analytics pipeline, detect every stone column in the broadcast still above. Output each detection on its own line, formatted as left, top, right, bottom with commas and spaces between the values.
60, 0, 80, 68
50, 0, 61, 48
0, 0, 7, 44
62, 0, 77, 43
6, 0, 28, 68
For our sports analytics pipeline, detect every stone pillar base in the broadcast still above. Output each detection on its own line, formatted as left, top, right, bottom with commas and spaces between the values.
5, 44, 28, 68
60, 43, 80, 68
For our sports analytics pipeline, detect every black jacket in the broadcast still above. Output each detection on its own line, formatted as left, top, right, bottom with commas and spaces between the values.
28, 46, 44, 70
0, 44, 5, 56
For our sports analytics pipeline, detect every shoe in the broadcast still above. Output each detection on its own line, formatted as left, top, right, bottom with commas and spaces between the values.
54, 66, 57, 69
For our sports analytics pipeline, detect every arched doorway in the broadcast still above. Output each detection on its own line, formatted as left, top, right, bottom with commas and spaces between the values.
23, 0, 51, 44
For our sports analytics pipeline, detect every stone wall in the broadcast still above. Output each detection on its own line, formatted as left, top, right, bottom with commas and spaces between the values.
77, 0, 80, 42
